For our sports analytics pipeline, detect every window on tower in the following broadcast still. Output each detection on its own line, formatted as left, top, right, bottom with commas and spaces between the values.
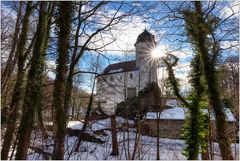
110, 76, 113, 81
98, 77, 103, 82
130, 73, 133, 79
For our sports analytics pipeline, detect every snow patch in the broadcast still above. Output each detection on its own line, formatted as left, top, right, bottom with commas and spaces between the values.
161, 107, 187, 120
202, 108, 236, 122
67, 121, 84, 130
146, 107, 235, 121
223, 108, 236, 121
146, 107, 187, 120
67, 117, 135, 131
165, 99, 178, 107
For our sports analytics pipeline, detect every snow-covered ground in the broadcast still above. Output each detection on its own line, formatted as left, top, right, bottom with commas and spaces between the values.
27, 117, 239, 160
146, 99, 235, 121
63, 133, 188, 160
67, 117, 135, 131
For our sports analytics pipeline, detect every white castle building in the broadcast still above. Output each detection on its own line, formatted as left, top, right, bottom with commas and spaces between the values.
96, 30, 160, 112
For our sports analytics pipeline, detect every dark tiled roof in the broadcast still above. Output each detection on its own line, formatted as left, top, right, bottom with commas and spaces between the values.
135, 29, 156, 45
99, 60, 139, 76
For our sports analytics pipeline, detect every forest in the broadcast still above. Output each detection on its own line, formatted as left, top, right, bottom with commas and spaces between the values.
1, 1, 239, 160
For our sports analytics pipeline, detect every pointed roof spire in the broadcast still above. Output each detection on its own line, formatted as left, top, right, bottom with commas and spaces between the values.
135, 29, 155, 45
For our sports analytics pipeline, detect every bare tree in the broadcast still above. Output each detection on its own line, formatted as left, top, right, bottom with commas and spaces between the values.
62, 1, 136, 155
15, 2, 55, 159
1, 2, 22, 97
52, 1, 72, 159
1, 2, 34, 159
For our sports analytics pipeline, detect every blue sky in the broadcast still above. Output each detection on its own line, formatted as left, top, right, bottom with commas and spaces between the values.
2, 1, 239, 93
46, 1, 239, 93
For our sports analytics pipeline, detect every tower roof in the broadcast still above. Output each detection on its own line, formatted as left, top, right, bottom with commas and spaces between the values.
135, 29, 156, 45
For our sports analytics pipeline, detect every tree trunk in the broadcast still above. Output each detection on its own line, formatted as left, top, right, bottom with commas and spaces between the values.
1, 2, 33, 159
202, 136, 210, 160
63, 1, 82, 119
163, 54, 205, 160
209, 112, 214, 160
188, 55, 204, 160
37, 101, 49, 139
156, 112, 160, 160
1, 1, 22, 96
111, 114, 119, 156
74, 76, 96, 152
15, 2, 52, 159
131, 102, 141, 160
52, 2, 72, 160
63, 65, 74, 116
71, 98, 76, 118
155, 84, 161, 160
192, 2, 234, 159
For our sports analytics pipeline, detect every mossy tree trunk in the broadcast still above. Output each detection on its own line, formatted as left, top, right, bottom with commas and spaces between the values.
187, 55, 204, 160
1, 2, 33, 159
182, 1, 234, 159
163, 54, 207, 160
36, 1, 56, 141
194, 2, 233, 159
15, 2, 53, 159
155, 83, 161, 160
52, 1, 72, 160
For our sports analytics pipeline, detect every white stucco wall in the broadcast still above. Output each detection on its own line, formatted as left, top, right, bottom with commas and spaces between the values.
96, 70, 139, 114
135, 41, 158, 91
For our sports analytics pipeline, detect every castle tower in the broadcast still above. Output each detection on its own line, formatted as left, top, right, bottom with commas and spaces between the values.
134, 29, 158, 90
